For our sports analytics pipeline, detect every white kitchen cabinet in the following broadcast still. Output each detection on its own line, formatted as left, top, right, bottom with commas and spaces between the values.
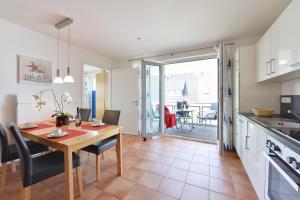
272, 0, 300, 75
247, 122, 266, 200
236, 117, 266, 200
256, 0, 300, 82
256, 29, 272, 82
238, 117, 248, 166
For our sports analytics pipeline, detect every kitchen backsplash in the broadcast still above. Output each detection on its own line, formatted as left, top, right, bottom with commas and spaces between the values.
282, 78, 300, 95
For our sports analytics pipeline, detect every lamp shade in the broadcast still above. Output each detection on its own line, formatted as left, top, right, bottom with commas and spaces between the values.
64, 75, 74, 83
53, 76, 64, 83
53, 69, 64, 83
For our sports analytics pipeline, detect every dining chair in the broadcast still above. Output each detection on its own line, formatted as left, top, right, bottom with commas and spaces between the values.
7, 122, 83, 200
79, 108, 91, 121
0, 124, 49, 188
81, 110, 120, 181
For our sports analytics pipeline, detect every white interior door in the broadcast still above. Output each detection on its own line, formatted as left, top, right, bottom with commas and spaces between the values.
112, 68, 139, 135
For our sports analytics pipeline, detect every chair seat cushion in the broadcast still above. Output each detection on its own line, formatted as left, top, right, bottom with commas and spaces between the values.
4, 141, 49, 163
31, 151, 80, 185
82, 137, 117, 155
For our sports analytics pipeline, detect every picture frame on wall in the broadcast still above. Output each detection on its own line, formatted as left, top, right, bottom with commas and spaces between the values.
18, 55, 52, 85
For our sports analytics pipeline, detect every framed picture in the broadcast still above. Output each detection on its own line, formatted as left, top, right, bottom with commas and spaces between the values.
18, 55, 52, 85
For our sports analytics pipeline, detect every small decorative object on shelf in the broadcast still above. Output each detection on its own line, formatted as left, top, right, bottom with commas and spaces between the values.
33, 89, 73, 125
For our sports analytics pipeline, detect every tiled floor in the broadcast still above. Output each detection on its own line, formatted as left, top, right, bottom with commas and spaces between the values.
165, 125, 218, 141
0, 135, 258, 200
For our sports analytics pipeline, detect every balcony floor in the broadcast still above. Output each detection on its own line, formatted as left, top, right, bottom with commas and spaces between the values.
165, 124, 218, 141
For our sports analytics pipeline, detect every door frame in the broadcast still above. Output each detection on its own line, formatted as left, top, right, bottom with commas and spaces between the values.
141, 60, 165, 138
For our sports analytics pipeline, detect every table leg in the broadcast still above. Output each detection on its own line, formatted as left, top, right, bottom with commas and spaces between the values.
64, 149, 74, 200
116, 129, 123, 175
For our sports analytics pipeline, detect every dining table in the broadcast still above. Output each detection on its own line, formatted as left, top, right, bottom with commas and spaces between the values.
20, 120, 123, 200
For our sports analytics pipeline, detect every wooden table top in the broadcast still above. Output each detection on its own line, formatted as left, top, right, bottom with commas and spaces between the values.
20, 120, 122, 152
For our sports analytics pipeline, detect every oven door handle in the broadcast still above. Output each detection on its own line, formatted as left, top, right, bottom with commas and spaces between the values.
264, 152, 300, 192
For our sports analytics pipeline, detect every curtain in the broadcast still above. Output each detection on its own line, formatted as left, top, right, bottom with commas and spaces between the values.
218, 43, 233, 151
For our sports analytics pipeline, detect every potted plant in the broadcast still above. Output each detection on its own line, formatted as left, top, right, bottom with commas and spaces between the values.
33, 90, 74, 125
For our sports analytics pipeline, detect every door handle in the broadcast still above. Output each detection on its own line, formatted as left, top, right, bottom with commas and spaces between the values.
266, 61, 271, 75
270, 59, 276, 73
245, 135, 250, 150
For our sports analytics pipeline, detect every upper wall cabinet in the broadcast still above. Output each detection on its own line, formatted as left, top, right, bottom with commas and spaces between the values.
256, 0, 300, 82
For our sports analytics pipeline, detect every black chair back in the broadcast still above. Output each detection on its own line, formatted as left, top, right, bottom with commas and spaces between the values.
79, 108, 91, 121
7, 122, 33, 187
0, 124, 9, 163
102, 110, 121, 125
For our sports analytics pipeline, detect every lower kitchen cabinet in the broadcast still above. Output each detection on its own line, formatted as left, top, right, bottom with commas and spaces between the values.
237, 116, 266, 200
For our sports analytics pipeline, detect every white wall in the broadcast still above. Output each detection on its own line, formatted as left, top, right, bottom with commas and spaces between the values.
0, 19, 117, 127
282, 78, 300, 95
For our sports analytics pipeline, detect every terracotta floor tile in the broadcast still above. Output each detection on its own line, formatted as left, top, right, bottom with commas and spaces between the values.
186, 171, 210, 189
94, 171, 118, 190
175, 152, 193, 161
189, 162, 210, 175
230, 172, 252, 186
123, 184, 155, 200
209, 191, 237, 200
138, 172, 163, 190
165, 167, 188, 182
122, 167, 145, 183
148, 162, 170, 176
234, 183, 258, 200
156, 155, 175, 165
104, 177, 135, 198
158, 178, 184, 199
95, 192, 119, 200
177, 147, 195, 154
194, 149, 210, 156
151, 192, 177, 200
172, 158, 191, 170
143, 152, 160, 161
192, 155, 210, 165
76, 185, 102, 200
181, 184, 209, 200
134, 159, 153, 170
210, 166, 233, 181
209, 177, 236, 197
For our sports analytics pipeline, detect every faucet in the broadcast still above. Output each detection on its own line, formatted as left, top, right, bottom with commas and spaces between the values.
287, 110, 300, 122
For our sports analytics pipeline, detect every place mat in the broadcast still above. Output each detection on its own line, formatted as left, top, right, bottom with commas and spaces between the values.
39, 128, 87, 142
81, 124, 111, 131
20, 123, 54, 131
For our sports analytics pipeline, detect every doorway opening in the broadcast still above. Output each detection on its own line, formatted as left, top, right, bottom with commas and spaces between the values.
164, 59, 218, 141
141, 58, 219, 142
82, 64, 111, 120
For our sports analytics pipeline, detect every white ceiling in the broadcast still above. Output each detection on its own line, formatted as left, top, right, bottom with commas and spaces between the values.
0, 0, 291, 59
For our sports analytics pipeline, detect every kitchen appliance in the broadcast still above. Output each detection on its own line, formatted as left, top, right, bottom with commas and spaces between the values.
265, 133, 300, 200
280, 95, 300, 119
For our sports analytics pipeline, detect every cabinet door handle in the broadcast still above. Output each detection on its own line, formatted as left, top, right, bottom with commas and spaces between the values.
266, 61, 271, 75
245, 135, 250, 150
270, 59, 276, 73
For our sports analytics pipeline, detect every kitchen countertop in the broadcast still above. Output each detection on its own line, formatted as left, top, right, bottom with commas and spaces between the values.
239, 112, 300, 150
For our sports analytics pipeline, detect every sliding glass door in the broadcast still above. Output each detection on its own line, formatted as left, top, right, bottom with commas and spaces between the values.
141, 60, 165, 137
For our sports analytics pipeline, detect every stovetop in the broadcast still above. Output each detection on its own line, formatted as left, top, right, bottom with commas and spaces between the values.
273, 127, 300, 143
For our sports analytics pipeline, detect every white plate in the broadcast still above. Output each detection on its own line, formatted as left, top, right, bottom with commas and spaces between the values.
91, 123, 106, 127
20, 124, 38, 129
47, 132, 68, 138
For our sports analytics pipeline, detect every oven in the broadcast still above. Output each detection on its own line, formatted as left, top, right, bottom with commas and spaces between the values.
265, 148, 300, 200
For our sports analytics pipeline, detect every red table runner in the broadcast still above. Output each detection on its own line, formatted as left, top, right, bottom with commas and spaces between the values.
81, 124, 111, 131
39, 128, 87, 142
20, 123, 53, 131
